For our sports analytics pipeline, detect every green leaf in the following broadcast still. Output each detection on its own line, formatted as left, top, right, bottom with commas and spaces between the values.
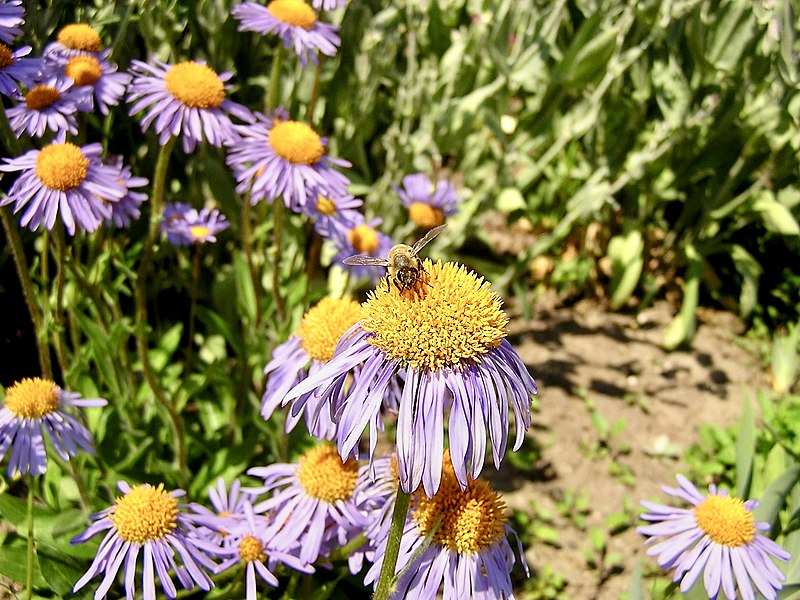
0, 536, 46, 586
607, 230, 644, 310
771, 322, 800, 394
735, 394, 754, 500
36, 542, 86, 596
662, 245, 702, 349
705, 0, 757, 73
629, 558, 645, 600
556, 15, 617, 89
753, 191, 800, 235
233, 252, 257, 323
752, 466, 800, 532
496, 188, 526, 213
730, 245, 762, 319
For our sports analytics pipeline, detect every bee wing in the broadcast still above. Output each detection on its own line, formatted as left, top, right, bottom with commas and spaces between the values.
342, 254, 390, 267
411, 223, 447, 254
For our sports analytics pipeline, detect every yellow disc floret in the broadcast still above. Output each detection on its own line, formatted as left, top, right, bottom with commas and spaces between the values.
57, 24, 103, 52
316, 196, 336, 216
297, 445, 359, 503
296, 297, 362, 362
267, 0, 316, 29
361, 260, 508, 371
268, 121, 324, 165
164, 62, 225, 109
65, 56, 102, 86
0, 44, 13, 69
239, 534, 266, 563
110, 484, 179, 543
36, 143, 90, 191
411, 455, 508, 555
694, 495, 756, 547
190, 225, 211, 240
408, 202, 445, 228
348, 224, 379, 254
25, 85, 61, 110
4, 378, 60, 419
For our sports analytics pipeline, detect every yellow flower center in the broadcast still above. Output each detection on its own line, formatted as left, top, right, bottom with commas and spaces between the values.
57, 24, 103, 53
110, 484, 179, 543
693, 495, 756, 547
296, 297, 362, 362
267, 0, 316, 29
35, 143, 90, 191
4, 378, 60, 419
0, 44, 13, 70
65, 55, 102, 86
297, 445, 359, 503
268, 120, 324, 165
239, 534, 266, 563
412, 456, 508, 555
164, 62, 225, 109
190, 225, 211, 240
316, 196, 336, 216
408, 202, 445, 228
361, 260, 508, 371
25, 85, 62, 110
348, 224, 379, 254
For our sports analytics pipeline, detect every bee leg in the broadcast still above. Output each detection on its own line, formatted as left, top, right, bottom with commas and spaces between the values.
393, 279, 404, 293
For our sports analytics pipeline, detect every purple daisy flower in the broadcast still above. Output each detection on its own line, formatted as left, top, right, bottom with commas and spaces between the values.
102, 158, 149, 228
638, 474, 791, 600
186, 478, 251, 548
0, 44, 41, 98
248, 444, 367, 573
127, 59, 253, 153
48, 50, 131, 115
364, 456, 528, 599
0, 140, 128, 234
0, 378, 106, 477
227, 111, 350, 211
303, 192, 362, 236
43, 23, 103, 59
6, 79, 80, 138
282, 259, 537, 497
329, 215, 395, 281
262, 296, 362, 440
72, 481, 217, 600
160, 204, 229, 246
394, 172, 460, 229
0, 0, 24, 45
232, 0, 340, 66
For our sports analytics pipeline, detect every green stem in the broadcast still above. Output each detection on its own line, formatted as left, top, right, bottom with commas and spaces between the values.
271, 199, 286, 324
267, 45, 284, 111
25, 477, 34, 600
373, 488, 410, 600
307, 57, 322, 125
184, 244, 201, 371
241, 196, 263, 328
52, 227, 69, 381
0, 208, 52, 379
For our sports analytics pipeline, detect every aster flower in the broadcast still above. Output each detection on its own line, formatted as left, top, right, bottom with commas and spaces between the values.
6, 79, 80, 138
160, 204, 229, 246
186, 478, 251, 548
0, 44, 41, 98
127, 59, 253, 153
0, 141, 128, 234
394, 172, 460, 229
330, 215, 395, 281
354, 453, 399, 548
0, 378, 106, 477
227, 111, 350, 211
49, 50, 131, 115
364, 454, 527, 599
283, 259, 537, 497
248, 444, 367, 573
232, 0, 340, 66
304, 192, 362, 236
72, 481, 217, 600
262, 296, 362, 440
638, 474, 791, 600
43, 23, 103, 59
0, 0, 24, 45
102, 158, 149, 228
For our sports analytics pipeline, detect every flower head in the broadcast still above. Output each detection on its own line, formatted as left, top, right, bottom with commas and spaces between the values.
72, 481, 217, 600
394, 172, 460, 229
0, 44, 42, 98
232, 0, 340, 66
638, 474, 791, 600
0, 378, 106, 476
365, 455, 527, 599
227, 111, 350, 212
102, 158, 149, 228
44, 23, 103, 58
127, 59, 253, 153
282, 260, 537, 497
0, 0, 24, 45
160, 203, 229, 246
0, 141, 129, 234
303, 192, 362, 237
187, 478, 252, 548
6, 79, 80, 138
262, 296, 362, 439
330, 215, 394, 281
49, 50, 131, 115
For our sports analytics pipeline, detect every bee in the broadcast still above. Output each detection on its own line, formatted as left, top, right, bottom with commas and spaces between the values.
343, 223, 446, 292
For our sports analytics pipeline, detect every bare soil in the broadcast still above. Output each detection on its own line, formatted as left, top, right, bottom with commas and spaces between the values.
497, 295, 762, 599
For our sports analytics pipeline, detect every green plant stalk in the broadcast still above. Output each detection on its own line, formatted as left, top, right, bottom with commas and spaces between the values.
184, 244, 201, 370
372, 487, 410, 600
271, 198, 287, 324
52, 226, 69, 381
307, 57, 322, 125
240, 195, 263, 328
267, 45, 284, 111
25, 477, 34, 600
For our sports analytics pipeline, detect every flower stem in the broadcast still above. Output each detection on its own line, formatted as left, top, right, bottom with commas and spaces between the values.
271, 199, 286, 324
373, 487, 410, 600
240, 196, 263, 328
184, 244, 201, 370
267, 45, 284, 111
25, 476, 34, 600
52, 226, 69, 380
307, 56, 322, 125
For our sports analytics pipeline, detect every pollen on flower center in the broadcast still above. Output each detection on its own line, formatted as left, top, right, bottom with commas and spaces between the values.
4, 378, 60, 419
25, 85, 62, 110
267, 0, 317, 30
190, 225, 210, 240
412, 457, 507, 555
316, 196, 336, 216
110, 484, 178, 543
348, 224, 379, 254
694, 495, 756, 547
361, 260, 508, 371
296, 297, 362, 362
35, 143, 90, 191
57, 24, 103, 52
65, 55, 102, 86
268, 121, 324, 165
239, 534, 266, 563
408, 202, 445, 228
297, 445, 359, 503
0, 44, 13, 69
164, 62, 225, 109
